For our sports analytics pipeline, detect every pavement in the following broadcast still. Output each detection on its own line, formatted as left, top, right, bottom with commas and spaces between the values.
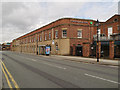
0, 51, 119, 89
20, 51, 119, 66
39, 55, 119, 66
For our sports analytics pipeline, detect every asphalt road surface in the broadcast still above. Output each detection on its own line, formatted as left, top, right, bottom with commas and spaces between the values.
0, 51, 119, 89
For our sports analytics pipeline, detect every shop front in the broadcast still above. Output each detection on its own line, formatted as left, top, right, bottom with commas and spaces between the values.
38, 45, 46, 55
114, 41, 120, 58
101, 41, 109, 58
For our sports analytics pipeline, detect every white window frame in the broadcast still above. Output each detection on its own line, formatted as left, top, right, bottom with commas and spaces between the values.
108, 27, 113, 39
98, 29, 101, 37
38, 35, 39, 41
45, 33, 47, 40
62, 30, 67, 38
55, 30, 58, 39
49, 32, 51, 40
77, 29, 82, 38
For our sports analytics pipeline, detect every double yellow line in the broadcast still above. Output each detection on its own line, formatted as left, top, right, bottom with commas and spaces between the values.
0, 60, 20, 90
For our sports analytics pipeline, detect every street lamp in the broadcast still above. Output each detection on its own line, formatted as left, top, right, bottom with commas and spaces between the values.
96, 19, 99, 62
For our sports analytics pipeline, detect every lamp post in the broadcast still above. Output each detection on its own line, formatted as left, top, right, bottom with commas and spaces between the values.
96, 19, 99, 62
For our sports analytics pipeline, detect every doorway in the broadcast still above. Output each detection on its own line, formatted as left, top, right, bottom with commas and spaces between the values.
75, 45, 83, 56
101, 44, 109, 58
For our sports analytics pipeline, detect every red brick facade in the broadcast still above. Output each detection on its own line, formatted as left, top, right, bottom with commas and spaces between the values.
11, 14, 120, 59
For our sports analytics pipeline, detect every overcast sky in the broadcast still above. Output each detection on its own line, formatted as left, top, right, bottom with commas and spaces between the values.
0, 0, 120, 43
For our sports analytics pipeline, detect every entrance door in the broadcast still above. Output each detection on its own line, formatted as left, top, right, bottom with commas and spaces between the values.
101, 44, 109, 58
114, 45, 120, 58
76, 45, 83, 56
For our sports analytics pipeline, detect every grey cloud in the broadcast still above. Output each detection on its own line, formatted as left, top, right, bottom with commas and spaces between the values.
1, 2, 118, 43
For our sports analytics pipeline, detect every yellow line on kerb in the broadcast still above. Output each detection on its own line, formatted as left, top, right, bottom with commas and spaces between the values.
1, 62, 13, 90
0, 60, 20, 90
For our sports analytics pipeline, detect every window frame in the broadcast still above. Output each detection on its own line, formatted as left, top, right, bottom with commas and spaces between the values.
40, 34, 42, 41
49, 32, 51, 40
62, 29, 67, 38
77, 29, 82, 38
45, 33, 47, 40
55, 30, 58, 39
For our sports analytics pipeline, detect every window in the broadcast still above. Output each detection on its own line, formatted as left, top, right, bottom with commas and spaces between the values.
30, 37, 31, 43
56, 44, 58, 51
34, 37, 36, 42
55, 31, 58, 38
32, 36, 33, 42
117, 25, 120, 31
113, 18, 118, 22
40, 35, 42, 41
38, 35, 39, 41
100, 33, 106, 37
26, 38, 28, 43
98, 29, 101, 37
49, 32, 51, 40
77, 30, 82, 38
62, 30, 67, 38
45, 33, 47, 40
108, 27, 113, 39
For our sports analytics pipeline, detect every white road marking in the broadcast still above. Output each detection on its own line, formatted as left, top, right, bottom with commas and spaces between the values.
42, 62, 66, 70
108, 66, 118, 68
85, 73, 120, 84
25, 57, 66, 69
25, 58, 37, 61
31, 59, 36, 61
25, 57, 31, 60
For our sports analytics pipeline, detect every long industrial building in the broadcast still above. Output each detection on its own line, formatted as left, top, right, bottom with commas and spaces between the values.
11, 14, 120, 59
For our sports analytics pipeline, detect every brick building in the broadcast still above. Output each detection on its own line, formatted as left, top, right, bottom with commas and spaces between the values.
2, 43, 11, 51
11, 14, 120, 59
93, 14, 120, 59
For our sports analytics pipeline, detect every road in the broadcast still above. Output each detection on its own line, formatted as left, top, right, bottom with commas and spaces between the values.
0, 51, 119, 89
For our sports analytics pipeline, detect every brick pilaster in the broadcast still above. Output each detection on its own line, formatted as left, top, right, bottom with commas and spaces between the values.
73, 45, 76, 56
83, 43, 90, 57
109, 41, 114, 59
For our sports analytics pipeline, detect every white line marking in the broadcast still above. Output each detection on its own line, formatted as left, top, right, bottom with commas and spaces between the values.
108, 66, 118, 68
31, 59, 36, 61
25, 57, 66, 69
25, 58, 37, 61
43, 62, 66, 70
25, 58, 31, 60
85, 73, 120, 84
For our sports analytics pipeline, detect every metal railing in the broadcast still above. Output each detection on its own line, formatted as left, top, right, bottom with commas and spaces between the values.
93, 35, 120, 41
